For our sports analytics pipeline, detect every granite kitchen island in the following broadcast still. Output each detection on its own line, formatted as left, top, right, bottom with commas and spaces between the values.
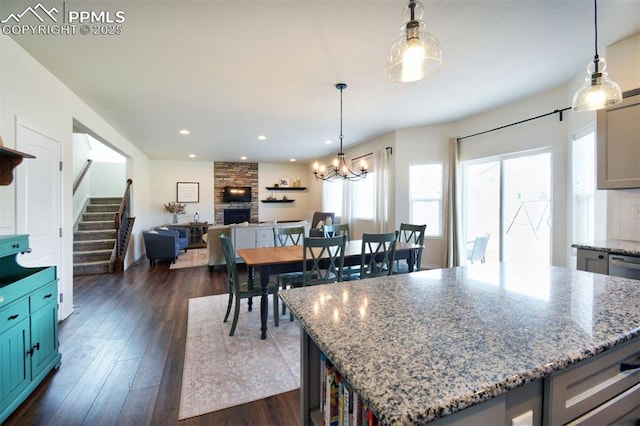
280, 263, 640, 425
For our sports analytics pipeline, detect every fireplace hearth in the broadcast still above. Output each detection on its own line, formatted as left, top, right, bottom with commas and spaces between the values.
223, 208, 251, 225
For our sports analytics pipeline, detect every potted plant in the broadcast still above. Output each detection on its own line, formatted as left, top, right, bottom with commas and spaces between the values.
163, 201, 187, 224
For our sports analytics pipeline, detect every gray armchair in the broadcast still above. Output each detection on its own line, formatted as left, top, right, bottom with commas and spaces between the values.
143, 230, 180, 267
309, 212, 335, 237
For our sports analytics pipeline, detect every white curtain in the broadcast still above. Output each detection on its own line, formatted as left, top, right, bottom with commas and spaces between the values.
444, 138, 462, 267
373, 147, 390, 232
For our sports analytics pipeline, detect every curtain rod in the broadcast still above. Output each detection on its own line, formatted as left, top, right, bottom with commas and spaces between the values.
457, 107, 571, 141
351, 146, 393, 162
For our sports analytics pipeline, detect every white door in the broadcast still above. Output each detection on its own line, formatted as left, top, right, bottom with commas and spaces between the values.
15, 120, 62, 271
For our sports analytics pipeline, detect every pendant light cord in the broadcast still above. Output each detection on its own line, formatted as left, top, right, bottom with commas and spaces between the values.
593, 0, 599, 58
339, 86, 344, 154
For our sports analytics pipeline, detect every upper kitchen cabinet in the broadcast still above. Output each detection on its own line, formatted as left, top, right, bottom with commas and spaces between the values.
597, 89, 640, 189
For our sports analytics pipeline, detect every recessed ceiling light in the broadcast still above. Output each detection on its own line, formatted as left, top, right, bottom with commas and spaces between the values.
240, 156, 247, 160
257, 135, 267, 140
179, 129, 191, 135
188, 154, 196, 158
290, 158, 296, 162
325, 140, 332, 144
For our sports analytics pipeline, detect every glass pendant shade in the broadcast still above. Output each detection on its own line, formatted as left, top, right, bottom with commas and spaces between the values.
572, 56, 622, 111
571, 0, 623, 112
385, 0, 442, 83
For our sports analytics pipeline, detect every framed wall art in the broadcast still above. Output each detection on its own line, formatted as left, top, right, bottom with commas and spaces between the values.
177, 181, 199, 203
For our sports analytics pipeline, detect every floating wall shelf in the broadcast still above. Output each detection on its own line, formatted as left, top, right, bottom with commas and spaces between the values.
265, 186, 307, 191
261, 199, 295, 203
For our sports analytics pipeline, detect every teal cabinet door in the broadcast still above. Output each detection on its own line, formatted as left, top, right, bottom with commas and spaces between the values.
0, 319, 29, 414
29, 301, 59, 379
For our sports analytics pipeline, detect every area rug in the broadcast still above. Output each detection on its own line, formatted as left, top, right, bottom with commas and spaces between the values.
170, 248, 208, 270
178, 294, 300, 420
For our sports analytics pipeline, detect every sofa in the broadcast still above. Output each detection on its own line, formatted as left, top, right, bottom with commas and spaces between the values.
206, 226, 232, 270
143, 230, 181, 267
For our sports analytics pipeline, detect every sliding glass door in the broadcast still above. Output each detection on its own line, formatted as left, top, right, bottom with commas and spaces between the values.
464, 151, 551, 265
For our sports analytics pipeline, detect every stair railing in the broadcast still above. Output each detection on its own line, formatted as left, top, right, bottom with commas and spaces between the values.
113, 179, 135, 272
72, 159, 93, 196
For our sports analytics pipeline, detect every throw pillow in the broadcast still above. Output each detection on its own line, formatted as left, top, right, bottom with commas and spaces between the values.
325, 216, 333, 226
316, 220, 324, 230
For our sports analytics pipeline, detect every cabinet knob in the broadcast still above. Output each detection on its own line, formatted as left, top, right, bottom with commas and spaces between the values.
12, 243, 20, 249
598, 255, 604, 259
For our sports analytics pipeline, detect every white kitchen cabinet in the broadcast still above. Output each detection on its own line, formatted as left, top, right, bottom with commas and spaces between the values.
597, 90, 640, 189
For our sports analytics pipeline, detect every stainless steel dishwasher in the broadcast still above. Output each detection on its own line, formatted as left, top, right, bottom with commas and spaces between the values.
608, 254, 640, 279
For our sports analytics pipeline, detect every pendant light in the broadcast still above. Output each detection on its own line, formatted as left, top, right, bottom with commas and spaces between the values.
385, 0, 442, 83
312, 84, 367, 182
572, 0, 622, 112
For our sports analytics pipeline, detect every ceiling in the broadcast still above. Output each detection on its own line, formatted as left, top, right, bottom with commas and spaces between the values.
3, 0, 640, 163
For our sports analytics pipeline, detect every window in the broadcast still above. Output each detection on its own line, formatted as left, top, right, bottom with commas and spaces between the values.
409, 164, 442, 236
352, 171, 375, 220
323, 181, 343, 217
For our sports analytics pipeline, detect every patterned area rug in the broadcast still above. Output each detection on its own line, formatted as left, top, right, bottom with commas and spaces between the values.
179, 294, 300, 420
170, 248, 208, 270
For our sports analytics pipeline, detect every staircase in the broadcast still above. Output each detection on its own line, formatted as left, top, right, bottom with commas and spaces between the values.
73, 197, 121, 275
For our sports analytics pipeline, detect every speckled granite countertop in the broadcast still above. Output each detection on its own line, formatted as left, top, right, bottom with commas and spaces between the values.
572, 239, 640, 255
279, 264, 640, 425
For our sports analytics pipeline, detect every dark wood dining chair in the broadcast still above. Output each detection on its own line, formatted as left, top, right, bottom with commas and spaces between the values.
358, 231, 398, 279
289, 235, 346, 320
219, 234, 279, 336
394, 223, 426, 273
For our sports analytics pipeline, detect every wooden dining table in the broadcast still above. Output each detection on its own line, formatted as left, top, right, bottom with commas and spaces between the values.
237, 239, 421, 339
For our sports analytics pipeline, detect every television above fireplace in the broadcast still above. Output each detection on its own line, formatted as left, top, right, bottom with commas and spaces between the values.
222, 186, 251, 203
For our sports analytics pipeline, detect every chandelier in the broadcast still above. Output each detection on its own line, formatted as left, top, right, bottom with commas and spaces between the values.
571, 0, 622, 111
312, 83, 367, 182
385, 0, 443, 83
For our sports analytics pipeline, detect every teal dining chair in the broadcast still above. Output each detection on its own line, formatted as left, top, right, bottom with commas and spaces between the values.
273, 226, 306, 315
358, 231, 398, 279
322, 223, 350, 240
394, 223, 426, 273
219, 234, 279, 336
289, 235, 346, 320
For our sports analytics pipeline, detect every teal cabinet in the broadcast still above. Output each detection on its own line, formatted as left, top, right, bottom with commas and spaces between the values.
0, 235, 61, 423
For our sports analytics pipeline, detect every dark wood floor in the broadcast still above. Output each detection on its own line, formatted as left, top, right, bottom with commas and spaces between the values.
4, 259, 299, 426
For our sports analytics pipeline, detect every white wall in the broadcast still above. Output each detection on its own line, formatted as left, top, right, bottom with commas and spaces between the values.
90, 162, 126, 197
258, 162, 322, 222
0, 35, 153, 319
149, 160, 214, 226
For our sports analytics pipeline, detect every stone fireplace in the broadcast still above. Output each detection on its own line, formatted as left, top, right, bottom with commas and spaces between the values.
214, 162, 258, 224
223, 208, 251, 225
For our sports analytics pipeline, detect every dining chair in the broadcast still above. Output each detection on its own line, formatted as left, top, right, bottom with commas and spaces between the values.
273, 225, 305, 246
322, 223, 350, 240
219, 234, 279, 336
358, 231, 398, 279
289, 235, 346, 320
467, 233, 490, 264
394, 223, 426, 274
273, 226, 306, 314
